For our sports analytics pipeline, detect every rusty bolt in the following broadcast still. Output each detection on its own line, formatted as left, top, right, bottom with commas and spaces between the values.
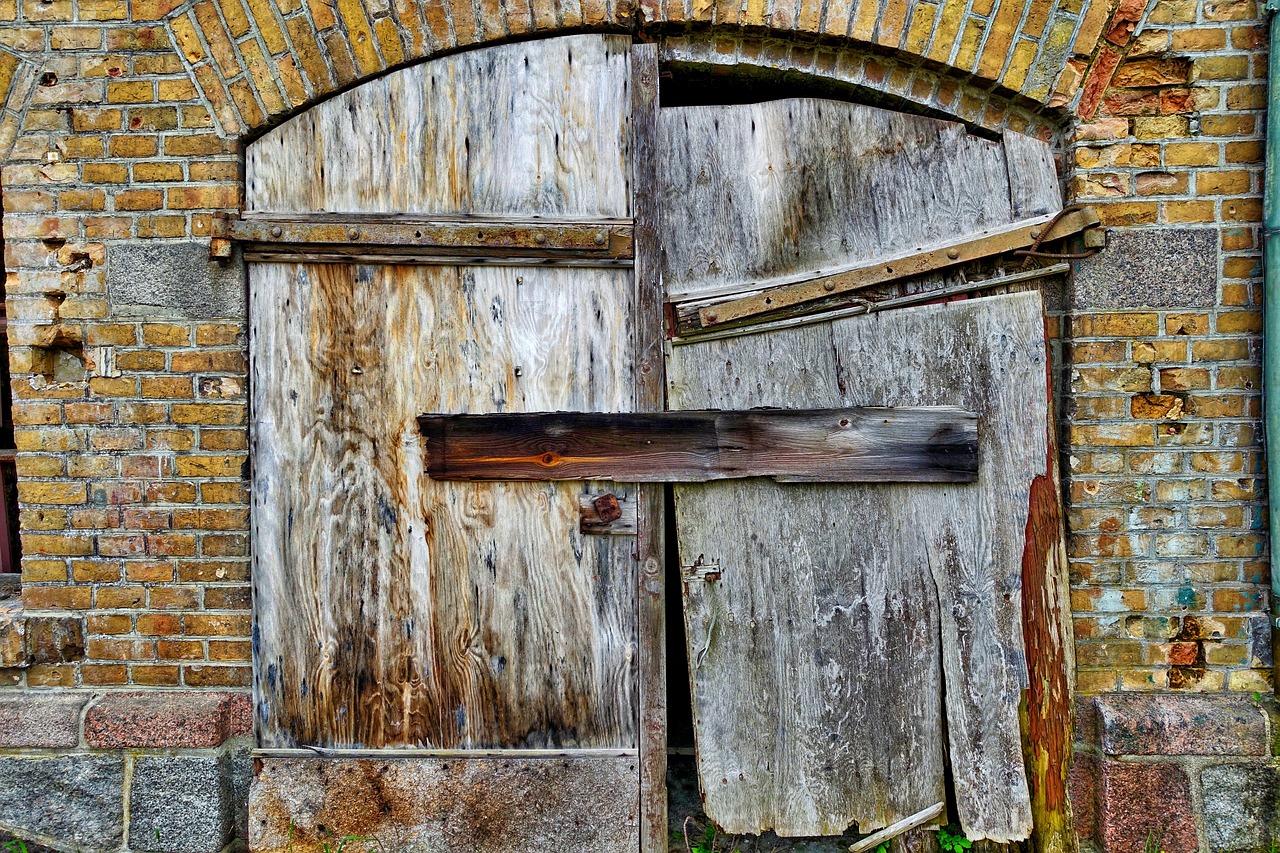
823, 281, 836, 292
593, 493, 623, 523
348, 228, 359, 240
533, 232, 546, 245
270, 226, 283, 238
946, 248, 959, 260
705, 312, 718, 323
594, 232, 607, 246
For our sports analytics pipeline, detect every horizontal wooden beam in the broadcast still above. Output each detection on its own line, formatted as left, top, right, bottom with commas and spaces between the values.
675, 207, 1099, 334
232, 213, 634, 265
418, 408, 978, 483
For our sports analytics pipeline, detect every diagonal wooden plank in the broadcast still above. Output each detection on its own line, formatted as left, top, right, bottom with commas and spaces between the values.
417, 408, 979, 483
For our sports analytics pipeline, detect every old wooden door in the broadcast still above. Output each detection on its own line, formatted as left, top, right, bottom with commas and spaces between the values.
658, 100, 1074, 847
247, 34, 646, 851
243, 37, 1076, 852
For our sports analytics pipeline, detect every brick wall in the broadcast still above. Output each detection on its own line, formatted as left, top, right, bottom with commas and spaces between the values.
1066, 0, 1273, 696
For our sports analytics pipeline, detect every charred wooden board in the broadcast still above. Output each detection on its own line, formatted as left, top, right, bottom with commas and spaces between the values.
417, 408, 979, 483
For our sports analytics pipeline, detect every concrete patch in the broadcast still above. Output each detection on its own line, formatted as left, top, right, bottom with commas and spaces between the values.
107, 243, 246, 320
1202, 762, 1280, 851
0, 755, 124, 851
250, 757, 639, 853
1070, 227, 1217, 309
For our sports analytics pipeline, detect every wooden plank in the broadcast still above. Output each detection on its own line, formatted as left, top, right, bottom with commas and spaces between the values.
232, 214, 634, 263
256, 748, 638, 759
657, 98, 1015, 304
678, 208, 1099, 334
246, 34, 631, 218
250, 756, 640, 853
669, 323, 949, 837
630, 42, 667, 853
847, 802, 945, 853
251, 261, 639, 750
825, 292, 1045, 842
1002, 130, 1062, 219
417, 408, 979, 483
1019, 308, 1077, 853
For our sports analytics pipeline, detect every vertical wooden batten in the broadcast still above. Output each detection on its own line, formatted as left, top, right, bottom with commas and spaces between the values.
630, 42, 668, 853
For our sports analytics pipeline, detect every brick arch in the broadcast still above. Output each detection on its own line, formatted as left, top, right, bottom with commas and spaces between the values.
159, 0, 1141, 140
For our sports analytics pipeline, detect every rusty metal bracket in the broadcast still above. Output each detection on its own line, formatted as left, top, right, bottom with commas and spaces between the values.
209, 212, 233, 261
231, 213, 634, 266
1012, 203, 1104, 260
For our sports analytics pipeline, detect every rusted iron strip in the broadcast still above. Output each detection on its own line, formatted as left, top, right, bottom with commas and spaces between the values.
670, 263, 1071, 346
232, 214, 634, 263
418, 408, 979, 483
678, 207, 1098, 333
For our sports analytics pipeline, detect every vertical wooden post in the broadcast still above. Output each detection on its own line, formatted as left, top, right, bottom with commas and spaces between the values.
631, 42, 668, 853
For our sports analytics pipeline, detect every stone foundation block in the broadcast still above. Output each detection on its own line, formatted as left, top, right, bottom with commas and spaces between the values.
107, 243, 246, 320
129, 755, 237, 853
1096, 694, 1270, 756
0, 755, 124, 852
0, 693, 87, 748
1096, 760, 1198, 853
1202, 762, 1280, 851
84, 691, 251, 748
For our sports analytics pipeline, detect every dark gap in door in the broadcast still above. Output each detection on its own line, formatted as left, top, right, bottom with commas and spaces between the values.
657, 61, 1000, 141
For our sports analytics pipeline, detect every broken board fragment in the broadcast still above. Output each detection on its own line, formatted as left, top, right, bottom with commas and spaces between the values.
418, 408, 978, 483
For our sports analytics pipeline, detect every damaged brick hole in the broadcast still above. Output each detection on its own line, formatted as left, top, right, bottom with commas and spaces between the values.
38, 71, 56, 87
1167, 615, 1209, 689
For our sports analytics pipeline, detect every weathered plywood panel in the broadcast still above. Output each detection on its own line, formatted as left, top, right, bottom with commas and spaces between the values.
251, 262, 637, 749
668, 324, 949, 838
826, 292, 1046, 842
657, 99, 1014, 301
250, 756, 640, 853
670, 292, 1047, 841
1002, 131, 1062, 219
247, 34, 631, 218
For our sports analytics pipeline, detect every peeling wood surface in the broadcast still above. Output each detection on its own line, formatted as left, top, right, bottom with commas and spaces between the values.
249, 756, 639, 853
1002, 131, 1062, 219
1019, 312, 1077, 853
828, 293, 1046, 841
669, 293, 1048, 841
251, 262, 638, 750
657, 99, 1014, 304
247, 34, 631, 217
249, 35, 640, 754
418, 408, 979, 483
668, 323, 948, 838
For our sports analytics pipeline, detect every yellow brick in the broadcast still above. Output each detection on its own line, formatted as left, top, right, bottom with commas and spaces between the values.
17, 481, 87, 504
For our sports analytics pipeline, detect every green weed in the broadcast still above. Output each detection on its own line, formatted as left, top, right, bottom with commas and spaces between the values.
937, 824, 971, 853
4, 840, 28, 853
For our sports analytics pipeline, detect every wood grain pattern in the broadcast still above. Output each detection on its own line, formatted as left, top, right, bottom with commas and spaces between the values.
669, 323, 948, 838
248, 35, 640, 756
826, 293, 1046, 842
669, 294, 1048, 841
251, 262, 639, 750
246, 34, 631, 218
631, 43, 668, 853
418, 408, 978, 482
657, 99, 1014, 302
1001, 131, 1062, 219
